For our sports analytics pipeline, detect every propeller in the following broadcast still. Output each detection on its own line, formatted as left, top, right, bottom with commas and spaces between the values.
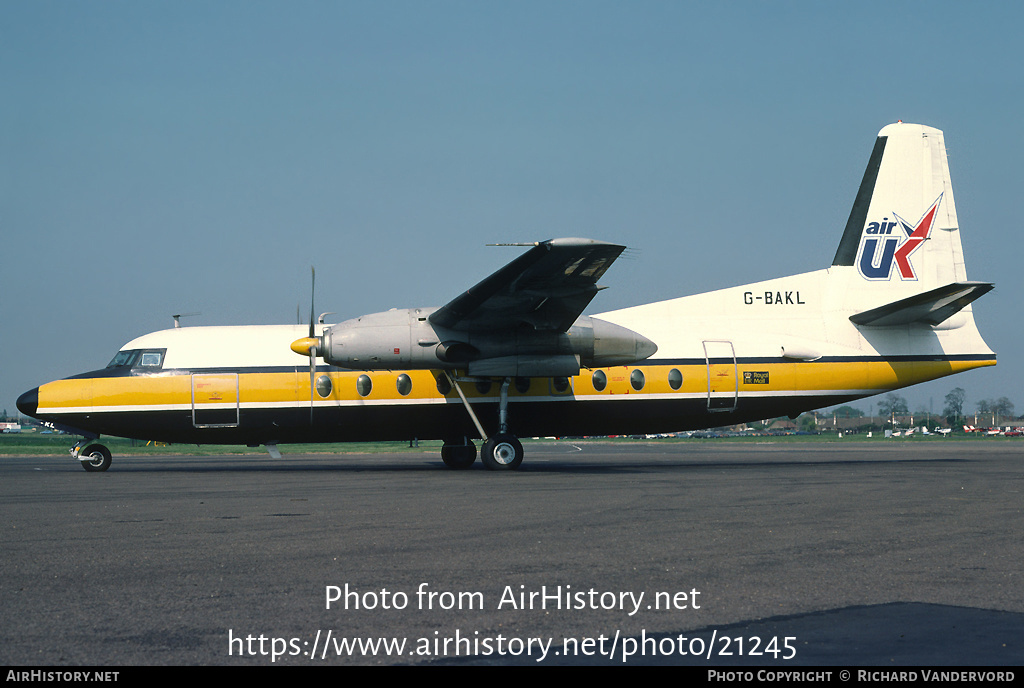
289, 267, 321, 424
308, 267, 317, 424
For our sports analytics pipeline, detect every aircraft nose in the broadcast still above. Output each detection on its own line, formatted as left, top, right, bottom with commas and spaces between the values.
17, 388, 38, 417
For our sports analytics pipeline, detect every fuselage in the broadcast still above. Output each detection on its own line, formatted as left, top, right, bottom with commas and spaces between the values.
17, 264, 996, 447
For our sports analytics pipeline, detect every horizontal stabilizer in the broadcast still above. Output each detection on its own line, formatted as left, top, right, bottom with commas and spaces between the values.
849, 282, 993, 327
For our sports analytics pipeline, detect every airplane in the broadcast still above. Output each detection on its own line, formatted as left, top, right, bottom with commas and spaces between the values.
17, 122, 996, 472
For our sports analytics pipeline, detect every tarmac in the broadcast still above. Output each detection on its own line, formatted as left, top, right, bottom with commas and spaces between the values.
1, 440, 1021, 666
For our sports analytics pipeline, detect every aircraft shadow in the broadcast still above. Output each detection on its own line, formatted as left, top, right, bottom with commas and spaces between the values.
56, 452, 971, 476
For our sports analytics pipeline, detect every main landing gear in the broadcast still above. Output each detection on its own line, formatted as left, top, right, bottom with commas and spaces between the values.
443, 374, 525, 471
481, 433, 524, 471
73, 440, 112, 472
440, 438, 477, 469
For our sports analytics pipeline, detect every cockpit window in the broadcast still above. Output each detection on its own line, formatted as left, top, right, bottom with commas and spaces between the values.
139, 352, 163, 367
107, 350, 138, 368
106, 349, 165, 370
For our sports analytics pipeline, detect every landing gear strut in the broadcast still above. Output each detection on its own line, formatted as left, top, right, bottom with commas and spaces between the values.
445, 374, 524, 471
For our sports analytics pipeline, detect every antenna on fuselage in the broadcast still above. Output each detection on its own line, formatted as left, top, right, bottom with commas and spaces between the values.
172, 312, 201, 328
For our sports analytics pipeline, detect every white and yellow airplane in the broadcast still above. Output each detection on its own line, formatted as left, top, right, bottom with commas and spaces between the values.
17, 122, 995, 471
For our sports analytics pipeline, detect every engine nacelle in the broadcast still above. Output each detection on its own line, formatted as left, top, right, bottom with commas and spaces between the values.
315, 308, 657, 375
571, 316, 660, 367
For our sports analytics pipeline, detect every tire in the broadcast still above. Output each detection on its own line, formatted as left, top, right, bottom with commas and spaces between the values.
480, 433, 523, 471
81, 444, 112, 472
441, 441, 477, 469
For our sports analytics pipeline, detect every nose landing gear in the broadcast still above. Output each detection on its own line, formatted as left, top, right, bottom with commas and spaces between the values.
73, 441, 112, 472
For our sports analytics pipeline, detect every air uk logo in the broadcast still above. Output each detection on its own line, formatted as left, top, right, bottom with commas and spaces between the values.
857, 194, 942, 281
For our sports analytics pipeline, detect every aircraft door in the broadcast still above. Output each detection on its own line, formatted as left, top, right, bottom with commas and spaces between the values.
192, 373, 240, 427
703, 340, 738, 412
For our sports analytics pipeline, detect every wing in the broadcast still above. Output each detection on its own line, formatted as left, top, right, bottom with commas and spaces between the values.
428, 238, 626, 332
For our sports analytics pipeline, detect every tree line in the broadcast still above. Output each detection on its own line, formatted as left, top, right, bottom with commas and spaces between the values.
831, 387, 1017, 427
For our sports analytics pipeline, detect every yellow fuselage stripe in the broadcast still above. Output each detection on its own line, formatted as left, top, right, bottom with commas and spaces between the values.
37, 359, 996, 413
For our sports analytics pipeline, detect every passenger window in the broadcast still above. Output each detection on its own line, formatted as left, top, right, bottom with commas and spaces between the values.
592, 370, 607, 392
436, 374, 452, 395
630, 369, 646, 391
357, 375, 372, 397
396, 374, 412, 396
668, 368, 683, 391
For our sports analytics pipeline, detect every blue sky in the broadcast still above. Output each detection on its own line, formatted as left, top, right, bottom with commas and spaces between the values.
3, 1, 1021, 421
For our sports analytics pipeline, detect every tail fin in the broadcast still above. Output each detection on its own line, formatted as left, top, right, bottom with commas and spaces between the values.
832, 122, 991, 325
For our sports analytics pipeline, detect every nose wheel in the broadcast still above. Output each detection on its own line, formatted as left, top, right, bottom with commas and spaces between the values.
78, 443, 112, 472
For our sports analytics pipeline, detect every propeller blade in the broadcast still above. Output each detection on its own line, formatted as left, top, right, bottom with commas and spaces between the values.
309, 343, 317, 425
306, 266, 318, 424
309, 266, 316, 338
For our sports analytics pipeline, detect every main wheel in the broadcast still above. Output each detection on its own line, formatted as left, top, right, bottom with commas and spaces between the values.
81, 444, 112, 472
480, 433, 523, 471
441, 440, 477, 469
